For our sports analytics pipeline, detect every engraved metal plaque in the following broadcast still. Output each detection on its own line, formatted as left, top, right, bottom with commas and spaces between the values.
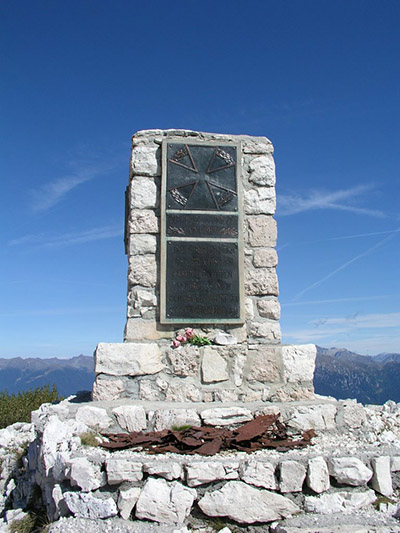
161, 140, 244, 324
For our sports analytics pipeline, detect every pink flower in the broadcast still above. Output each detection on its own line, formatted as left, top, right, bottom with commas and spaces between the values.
176, 335, 187, 343
172, 340, 181, 348
185, 328, 194, 339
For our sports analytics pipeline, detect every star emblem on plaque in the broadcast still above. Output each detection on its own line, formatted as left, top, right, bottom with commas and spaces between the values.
166, 143, 237, 211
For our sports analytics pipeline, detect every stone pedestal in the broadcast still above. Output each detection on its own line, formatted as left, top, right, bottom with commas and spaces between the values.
93, 130, 316, 401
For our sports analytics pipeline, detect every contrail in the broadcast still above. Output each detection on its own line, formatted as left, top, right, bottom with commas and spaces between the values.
292, 229, 399, 301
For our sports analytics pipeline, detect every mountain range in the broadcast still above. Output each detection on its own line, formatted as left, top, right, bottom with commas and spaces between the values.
0, 347, 399, 404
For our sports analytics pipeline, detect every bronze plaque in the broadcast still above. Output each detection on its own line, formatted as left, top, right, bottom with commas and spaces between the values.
161, 140, 244, 324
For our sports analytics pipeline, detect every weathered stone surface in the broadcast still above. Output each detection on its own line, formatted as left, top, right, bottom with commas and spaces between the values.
257, 298, 281, 319
244, 188, 276, 215
68, 457, 106, 492
138, 379, 162, 401
130, 209, 159, 234
247, 346, 281, 383
152, 409, 201, 432
213, 332, 237, 345
248, 155, 275, 186
164, 381, 203, 402
128, 234, 156, 255
391, 456, 400, 471
245, 268, 279, 296
92, 377, 125, 401
240, 459, 278, 490
135, 478, 196, 523
328, 457, 372, 486
247, 216, 277, 247
186, 462, 239, 487
125, 319, 174, 341
143, 462, 182, 480
128, 256, 157, 287
63, 492, 118, 519
131, 288, 157, 309
213, 389, 239, 402
245, 297, 255, 320
112, 405, 147, 433
282, 344, 316, 384
227, 324, 247, 343
304, 489, 376, 514
279, 461, 307, 493
198, 481, 299, 524
336, 401, 367, 429
370, 456, 393, 496
130, 177, 158, 209
285, 404, 337, 432
75, 406, 113, 431
200, 407, 253, 426
118, 486, 141, 520
167, 346, 200, 377
201, 348, 229, 383
249, 321, 281, 342
105, 456, 143, 484
306, 456, 330, 494
95, 343, 164, 376
233, 351, 247, 387
253, 248, 278, 268
242, 136, 273, 154
131, 144, 160, 176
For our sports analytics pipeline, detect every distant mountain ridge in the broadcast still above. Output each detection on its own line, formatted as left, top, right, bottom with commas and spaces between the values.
0, 347, 399, 404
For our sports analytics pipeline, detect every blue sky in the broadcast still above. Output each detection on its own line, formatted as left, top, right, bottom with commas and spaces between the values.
1, 0, 399, 358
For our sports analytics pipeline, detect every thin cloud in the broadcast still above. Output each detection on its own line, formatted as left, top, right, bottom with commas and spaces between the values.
293, 229, 399, 301
278, 184, 385, 218
282, 294, 399, 307
9, 225, 123, 248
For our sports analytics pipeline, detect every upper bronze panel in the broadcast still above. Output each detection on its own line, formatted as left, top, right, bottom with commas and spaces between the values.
166, 143, 238, 211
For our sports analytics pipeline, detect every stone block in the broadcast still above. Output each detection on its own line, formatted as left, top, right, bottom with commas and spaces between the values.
248, 154, 276, 186
63, 492, 117, 519
240, 459, 278, 490
279, 460, 307, 493
124, 319, 174, 341
285, 404, 337, 432
242, 136, 273, 154
130, 209, 159, 234
253, 248, 278, 267
130, 177, 158, 209
328, 457, 373, 486
112, 405, 147, 432
152, 409, 201, 432
105, 456, 143, 484
244, 188, 276, 215
200, 407, 253, 426
201, 347, 229, 383
213, 389, 239, 401
135, 478, 196, 523
75, 406, 113, 431
118, 486, 141, 520
245, 268, 279, 296
95, 342, 164, 376
391, 456, 400, 471
68, 457, 106, 492
306, 456, 330, 494
92, 376, 125, 401
198, 481, 299, 524
282, 344, 316, 384
143, 461, 183, 480
249, 321, 281, 343
128, 234, 156, 255
167, 345, 200, 377
131, 288, 157, 309
139, 379, 162, 400
304, 489, 376, 514
247, 346, 282, 383
164, 381, 203, 402
247, 216, 277, 247
257, 298, 281, 319
186, 461, 239, 487
370, 456, 393, 496
128, 256, 157, 287
131, 144, 160, 176
336, 400, 367, 429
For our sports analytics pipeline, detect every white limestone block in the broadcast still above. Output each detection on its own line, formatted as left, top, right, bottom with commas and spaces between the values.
132, 288, 157, 308
244, 188, 276, 215
105, 457, 143, 484
336, 400, 367, 429
249, 321, 281, 342
129, 234, 156, 255
75, 406, 113, 431
92, 377, 125, 401
68, 457, 106, 492
257, 298, 281, 319
201, 348, 229, 383
370, 456, 393, 496
128, 255, 157, 287
328, 457, 373, 486
306, 456, 330, 494
131, 144, 160, 176
304, 489, 376, 514
63, 491, 117, 519
135, 478, 196, 523
213, 331, 238, 345
391, 456, 400, 471
143, 461, 183, 480
118, 486, 141, 520
130, 209, 159, 234
164, 381, 203, 402
200, 407, 253, 426
253, 248, 278, 268
152, 409, 201, 432
167, 346, 200, 377
198, 481, 299, 524
94, 342, 164, 376
279, 461, 307, 493
130, 177, 158, 209
186, 461, 239, 487
282, 344, 316, 384
245, 268, 279, 296
247, 346, 281, 383
240, 460, 278, 490
286, 404, 337, 432
247, 216, 277, 247
112, 405, 147, 433
242, 136, 273, 154
248, 155, 276, 186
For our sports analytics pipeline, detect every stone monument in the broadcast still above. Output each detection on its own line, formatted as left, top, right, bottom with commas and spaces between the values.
93, 129, 316, 402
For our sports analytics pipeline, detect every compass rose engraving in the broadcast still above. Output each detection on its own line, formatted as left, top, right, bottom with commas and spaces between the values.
167, 143, 237, 211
